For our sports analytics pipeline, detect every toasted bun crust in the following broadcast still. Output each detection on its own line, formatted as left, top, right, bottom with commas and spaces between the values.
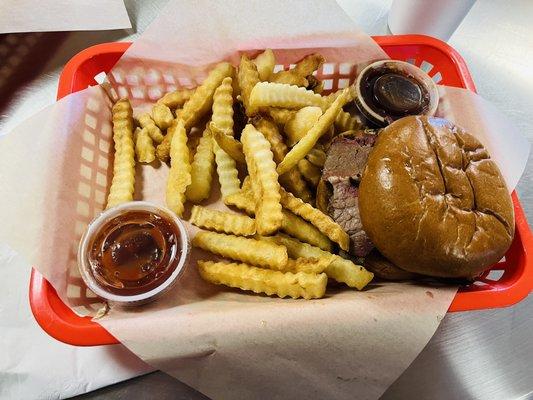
359, 116, 514, 278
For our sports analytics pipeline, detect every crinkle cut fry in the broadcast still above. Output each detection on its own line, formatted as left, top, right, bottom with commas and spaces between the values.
238, 55, 261, 116
133, 127, 155, 163
279, 187, 350, 251
210, 123, 246, 164
298, 158, 321, 187
185, 125, 215, 203
198, 260, 327, 299
253, 48, 275, 81
156, 62, 234, 162
281, 210, 332, 251
282, 257, 333, 274
137, 113, 165, 144
269, 234, 374, 290
267, 108, 295, 126
211, 76, 241, 199
224, 186, 330, 252
241, 124, 283, 235
284, 106, 322, 147
306, 147, 326, 167
190, 205, 256, 236
151, 103, 174, 130
165, 119, 191, 217
157, 88, 195, 109
276, 89, 349, 175
107, 98, 135, 209
253, 116, 312, 203
192, 231, 288, 269
270, 70, 308, 87
249, 82, 326, 111
225, 189, 256, 216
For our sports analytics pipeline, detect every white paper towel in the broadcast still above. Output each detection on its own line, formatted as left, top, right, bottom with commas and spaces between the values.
0, 0, 132, 34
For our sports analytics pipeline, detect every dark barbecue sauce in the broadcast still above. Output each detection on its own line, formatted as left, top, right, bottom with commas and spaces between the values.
88, 210, 181, 295
360, 64, 430, 124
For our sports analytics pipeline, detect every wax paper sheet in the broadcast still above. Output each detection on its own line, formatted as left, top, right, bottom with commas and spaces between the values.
0, 1, 529, 399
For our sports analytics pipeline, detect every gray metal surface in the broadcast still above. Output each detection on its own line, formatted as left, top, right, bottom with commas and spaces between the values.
1, 1, 531, 399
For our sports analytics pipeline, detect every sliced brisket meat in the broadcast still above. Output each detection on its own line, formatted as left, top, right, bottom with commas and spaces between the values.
322, 133, 376, 257
322, 134, 377, 182
327, 178, 374, 257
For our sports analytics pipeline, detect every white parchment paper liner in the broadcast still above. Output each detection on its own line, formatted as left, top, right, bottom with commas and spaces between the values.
0, 1, 529, 399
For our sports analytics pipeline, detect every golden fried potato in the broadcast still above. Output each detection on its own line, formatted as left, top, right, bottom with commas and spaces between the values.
279, 188, 349, 251
137, 113, 165, 144
253, 116, 313, 202
210, 123, 246, 164
107, 99, 135, 209
284, 106, 322, 147
157, 88, 195, 109
271, 235, 374, 290
246, 156, 261, 203
241, 124, 283, 235
253, 49, 276, 81
306, 75, 324, 94
181, 62, 235, 129
280, 170, 314, 204
281, 210, 332, 251
225, 189, 256, 215
211, 77, 241, 200
193, 231, 288, 269
133, 127, 155, 163
252, 116, 286, 164
335, 110, 362, 132
277, 89, 349, 175
156, 62, 234, 162
306, 147, 326, 167
151, 103, 174, 130
298, 158, 321, 187
214, 141, 241, 200
324, 89, 344, 104
282, 256, 334, 274
190, 205, 256, 236
185, 126, 215, 203
270, 70, 308, 87
241, 175, 252, 192
322, 89, 363, 133
249, 82, 325, 111
165, 119, 191, 216
326, 257, 374, 291
267, 108, 296, 127
325, 85, 356, 104
315, 179, 330, 214
293, 54, 325, 77
212, 77, 234, 132
269, 54, 324, 88
237, 55, 260, 116
198, 260, 327, 299
186, 129, 202, 163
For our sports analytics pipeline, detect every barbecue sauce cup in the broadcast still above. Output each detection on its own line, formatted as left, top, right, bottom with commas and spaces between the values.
78, 201, 190, 306
354, 60, 439, 126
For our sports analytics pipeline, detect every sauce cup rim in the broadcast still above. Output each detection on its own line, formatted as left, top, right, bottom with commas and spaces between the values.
77, 201, 190, 305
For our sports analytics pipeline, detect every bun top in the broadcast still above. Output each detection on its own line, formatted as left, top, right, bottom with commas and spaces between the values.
359, 116, 514, 278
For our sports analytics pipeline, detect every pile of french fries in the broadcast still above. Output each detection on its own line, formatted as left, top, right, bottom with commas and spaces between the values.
106, 49, 373, 300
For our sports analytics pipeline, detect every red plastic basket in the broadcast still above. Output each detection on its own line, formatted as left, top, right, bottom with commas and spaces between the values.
29, 36, 533, 346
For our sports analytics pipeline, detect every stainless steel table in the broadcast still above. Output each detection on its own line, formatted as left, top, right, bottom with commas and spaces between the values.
1, 1, 531, 399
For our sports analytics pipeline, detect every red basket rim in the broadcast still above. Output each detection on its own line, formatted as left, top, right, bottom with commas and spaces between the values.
29, 35, 533, 346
